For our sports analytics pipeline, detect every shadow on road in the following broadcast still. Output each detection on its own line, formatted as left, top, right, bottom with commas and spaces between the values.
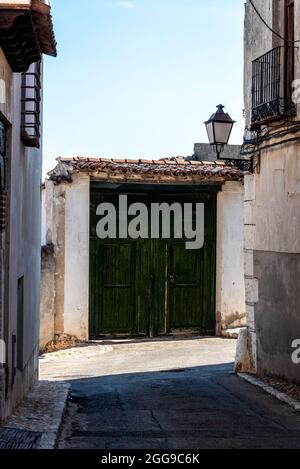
59, 362, 300, 449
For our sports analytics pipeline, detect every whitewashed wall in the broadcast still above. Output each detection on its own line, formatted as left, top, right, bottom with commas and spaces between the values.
240, 0, 300, 382
216, 181, 246, 334
64, 174, 90, 340
41, 175, 246, 343
0, 49, 42, 421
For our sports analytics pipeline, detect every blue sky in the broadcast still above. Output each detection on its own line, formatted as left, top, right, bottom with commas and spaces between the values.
43, 0, 245, 175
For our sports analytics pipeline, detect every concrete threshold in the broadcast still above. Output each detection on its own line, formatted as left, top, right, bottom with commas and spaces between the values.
222, 327, 244, 339
238, 373, 300, 412
1, 380, 70, 449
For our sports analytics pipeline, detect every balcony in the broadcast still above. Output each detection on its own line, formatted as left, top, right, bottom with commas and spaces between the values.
251, 46, 297, 127
21, 62, 41, 148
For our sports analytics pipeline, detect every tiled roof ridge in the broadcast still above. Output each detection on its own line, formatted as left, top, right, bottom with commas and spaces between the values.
47, 156, 245, 185
58, 156, 226, 167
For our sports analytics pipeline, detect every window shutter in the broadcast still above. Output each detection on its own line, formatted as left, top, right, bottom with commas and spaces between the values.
0, 120, 6, 231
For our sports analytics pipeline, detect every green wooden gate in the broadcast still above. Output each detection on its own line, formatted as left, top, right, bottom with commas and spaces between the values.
89, 184, 217, 338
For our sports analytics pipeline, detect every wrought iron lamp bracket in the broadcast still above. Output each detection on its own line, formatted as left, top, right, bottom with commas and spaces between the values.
213, 144, 253, 172
222, 158, 253, 172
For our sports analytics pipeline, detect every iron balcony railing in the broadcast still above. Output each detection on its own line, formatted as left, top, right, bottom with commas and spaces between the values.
21, 61, 41, 148
251, 46, 297, 127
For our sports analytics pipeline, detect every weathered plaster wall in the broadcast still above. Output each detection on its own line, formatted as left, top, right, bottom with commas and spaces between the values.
52, 183, 66, 334
254, 146, 300, 253
242, 0, 300, 382
216, 181, 246, 334
64, 174, 90, 340
41, 175, 245, 342
41, 180, 66, 337
41, 174, 90, 343
0, 48, 12, 422
244, 147, 300, 382
243, 173, 258, 373
41, 187, 47, 246
254, 250, 300, 382
40, 244, 55, 350
0, 50, 42, 421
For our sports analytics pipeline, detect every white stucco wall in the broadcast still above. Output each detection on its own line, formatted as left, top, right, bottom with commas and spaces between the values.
240, 0, 300, 381
41, 175, 246, 342
0, 49, 42, 421
216, 181, 246, 333
253, 146, 300, 253
64, 174, 90, 340
41, 186, 47, 246
41, 175, 90, 342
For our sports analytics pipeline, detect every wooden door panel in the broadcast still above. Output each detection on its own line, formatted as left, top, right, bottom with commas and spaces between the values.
167, 192, 216, 334
102, 243, 134, 333
171, 243, 200, 286
134, 240, 152, 336
90, 186, 217, 337
90, 241, 135, 335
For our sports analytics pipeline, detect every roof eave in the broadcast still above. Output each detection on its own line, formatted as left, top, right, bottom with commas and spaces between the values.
47, 157, 244, 185
0, 0, 56, 72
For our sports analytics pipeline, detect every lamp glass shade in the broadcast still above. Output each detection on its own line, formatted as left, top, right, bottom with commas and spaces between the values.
205, 121, 215, 145
205, 105, 236, 146
213, 121, 234, 145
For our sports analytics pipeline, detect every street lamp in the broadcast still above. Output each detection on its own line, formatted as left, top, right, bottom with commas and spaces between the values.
205, 104, 252, 171
205, 104, 235, 158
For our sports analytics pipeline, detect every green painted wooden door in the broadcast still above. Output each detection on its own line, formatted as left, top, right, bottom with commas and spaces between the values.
89, 186, 217, 338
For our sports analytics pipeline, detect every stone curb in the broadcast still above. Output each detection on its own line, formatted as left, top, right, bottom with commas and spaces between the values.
238, 373, 300, 411
38, 382, 70, 449
4, 380, 71, 450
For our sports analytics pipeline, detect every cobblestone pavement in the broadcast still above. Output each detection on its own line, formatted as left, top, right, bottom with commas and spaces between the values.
1, 381, 69, 449
40, 337, 300, 449
0, 428, 42, 449
261, 376, 300, 401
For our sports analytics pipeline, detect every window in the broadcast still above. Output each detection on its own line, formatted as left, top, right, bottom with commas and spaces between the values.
21, 61, 41, 148
17, 276, 24, 371
286, 0, 295, 42
285, 0, 295, 100
0, 120, 6, 231
0, 120, 6, 188
251, 1, 297, 127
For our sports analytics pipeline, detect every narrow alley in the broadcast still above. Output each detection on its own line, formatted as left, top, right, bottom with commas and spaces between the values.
1, 0, 300, 456
40, 338, 300, 450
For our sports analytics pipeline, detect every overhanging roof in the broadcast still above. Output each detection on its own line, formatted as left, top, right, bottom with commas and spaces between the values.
0, 0, 56, 72
48, 157, 245, 185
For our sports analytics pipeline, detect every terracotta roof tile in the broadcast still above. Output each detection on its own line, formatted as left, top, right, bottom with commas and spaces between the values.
0, 1, 56, 72
48, 157, 245, 184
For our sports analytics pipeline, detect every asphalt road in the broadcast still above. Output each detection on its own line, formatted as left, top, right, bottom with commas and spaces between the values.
40, 337, 300, 449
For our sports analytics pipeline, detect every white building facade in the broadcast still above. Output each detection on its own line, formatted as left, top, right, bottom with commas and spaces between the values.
237, 0, 300, 382
41, 153, 246, 348
0, 0, 56, 421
